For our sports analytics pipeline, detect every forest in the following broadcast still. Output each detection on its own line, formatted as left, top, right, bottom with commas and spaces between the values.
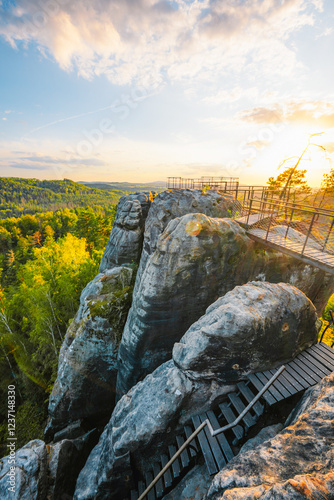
0, 177, 128, 218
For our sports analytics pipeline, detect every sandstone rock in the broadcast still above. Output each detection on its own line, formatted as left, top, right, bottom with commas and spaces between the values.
116, 214, 251, 397
162, 464, 212, 500
99, 192, 154, 272
206, 371, 334, 499
45, 266, 133, 440
0, 440, 47, 500
0, 431, 99, 500
173, 282, 320, 382
48, 429, 98, 499
138, 188, 240, 276
74, 360, 234, 500
238, 424, 283, 454
74, 280, 322, 500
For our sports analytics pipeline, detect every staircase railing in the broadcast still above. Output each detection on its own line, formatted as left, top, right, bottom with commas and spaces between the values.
138, 366, 286, 500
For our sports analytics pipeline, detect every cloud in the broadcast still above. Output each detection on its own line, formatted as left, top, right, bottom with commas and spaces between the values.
4, 153, 107, 171
246, 140, 270, 150
238, 100, 334, 128
0, 0, 323, 85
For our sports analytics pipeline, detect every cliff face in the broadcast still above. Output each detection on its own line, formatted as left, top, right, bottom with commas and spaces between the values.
1, 189, 334, 500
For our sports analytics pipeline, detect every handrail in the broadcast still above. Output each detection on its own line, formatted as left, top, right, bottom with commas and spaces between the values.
206, 365, 286, 437
244, 198, 334, 218
137, 365, 285, 500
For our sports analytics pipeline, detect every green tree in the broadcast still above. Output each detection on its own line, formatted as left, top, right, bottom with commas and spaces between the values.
267, 167, 311, 199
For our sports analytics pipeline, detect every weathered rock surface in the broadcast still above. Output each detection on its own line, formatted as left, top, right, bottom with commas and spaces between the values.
163, 464, 212, 500
0, 440, 47, 500
206, 371, 334, 499
173, 282, 320, 382
137, 189, 240, 276
117, 214, 252, 396
99, 191, 154, 273
0, 431, 99, 500
45, 266, 133, 440
117, 200, 333, 397
74, 359, 234, 500
74, 282, 319, 500
238, 423, 283, 455
48, 429, 99, 499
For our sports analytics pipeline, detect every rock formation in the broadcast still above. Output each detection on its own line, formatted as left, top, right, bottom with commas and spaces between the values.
206, 370, 334, 499
0, 440, 48, 500
0, 431, 98, 500
74, 281, 320, 500
99, 191, 154, 273
45, 266, 133, 440
117, 207, 328, 397
173, 281, 320, 382
116, 213, 253, 397
136, 188, 240, 278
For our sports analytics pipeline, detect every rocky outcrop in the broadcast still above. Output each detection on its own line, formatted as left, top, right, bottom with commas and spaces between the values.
74, 282, 319, 500
99, 192, 154, 273
206, 371, 334, 499
173, 282, 320, 382
0, 440, 48, 500
137, 189, 240, 277
74, 360, 234, 500
163, 464, 212, 500
45, 266, 133, 441
116, 208, 328, 397
48, 430, 98, 499
116, 214, 252, 397
0, 431, 99, 500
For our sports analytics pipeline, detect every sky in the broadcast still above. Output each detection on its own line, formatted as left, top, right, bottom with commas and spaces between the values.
1, 0, 334, 185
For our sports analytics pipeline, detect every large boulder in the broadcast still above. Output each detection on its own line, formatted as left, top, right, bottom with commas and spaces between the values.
137, 189, 240, 277
116, 214, 252, 397
173, 282, 320, 382
0, 440, 47, 500
99, 191, 154, 273
45, 266, 133, 440
206, 371, 334, 499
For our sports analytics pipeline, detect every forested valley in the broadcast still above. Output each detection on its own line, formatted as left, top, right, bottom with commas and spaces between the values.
0, 177, 149, 454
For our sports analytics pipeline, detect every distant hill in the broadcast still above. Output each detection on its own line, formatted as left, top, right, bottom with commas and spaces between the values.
0, 177, 127, 218
79, 181, 166, 193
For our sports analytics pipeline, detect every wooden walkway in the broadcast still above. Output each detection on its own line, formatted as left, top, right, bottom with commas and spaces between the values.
130, 342, 334, 499
248, 227, 334, 273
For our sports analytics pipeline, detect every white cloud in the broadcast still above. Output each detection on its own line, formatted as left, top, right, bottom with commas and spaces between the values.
0, 0, 324, 85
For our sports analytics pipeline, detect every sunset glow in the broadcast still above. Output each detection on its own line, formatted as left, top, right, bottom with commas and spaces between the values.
1, 0, 334, 185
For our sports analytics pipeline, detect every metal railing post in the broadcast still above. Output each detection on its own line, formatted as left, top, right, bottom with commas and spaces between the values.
285, 207, 295, 239
322, 216, 334, 252
246, 199, 253, 226
301, 213, 316, 256
265, 202, 276, 241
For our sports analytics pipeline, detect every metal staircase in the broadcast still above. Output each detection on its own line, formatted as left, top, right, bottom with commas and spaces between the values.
130, 342, 334, 500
